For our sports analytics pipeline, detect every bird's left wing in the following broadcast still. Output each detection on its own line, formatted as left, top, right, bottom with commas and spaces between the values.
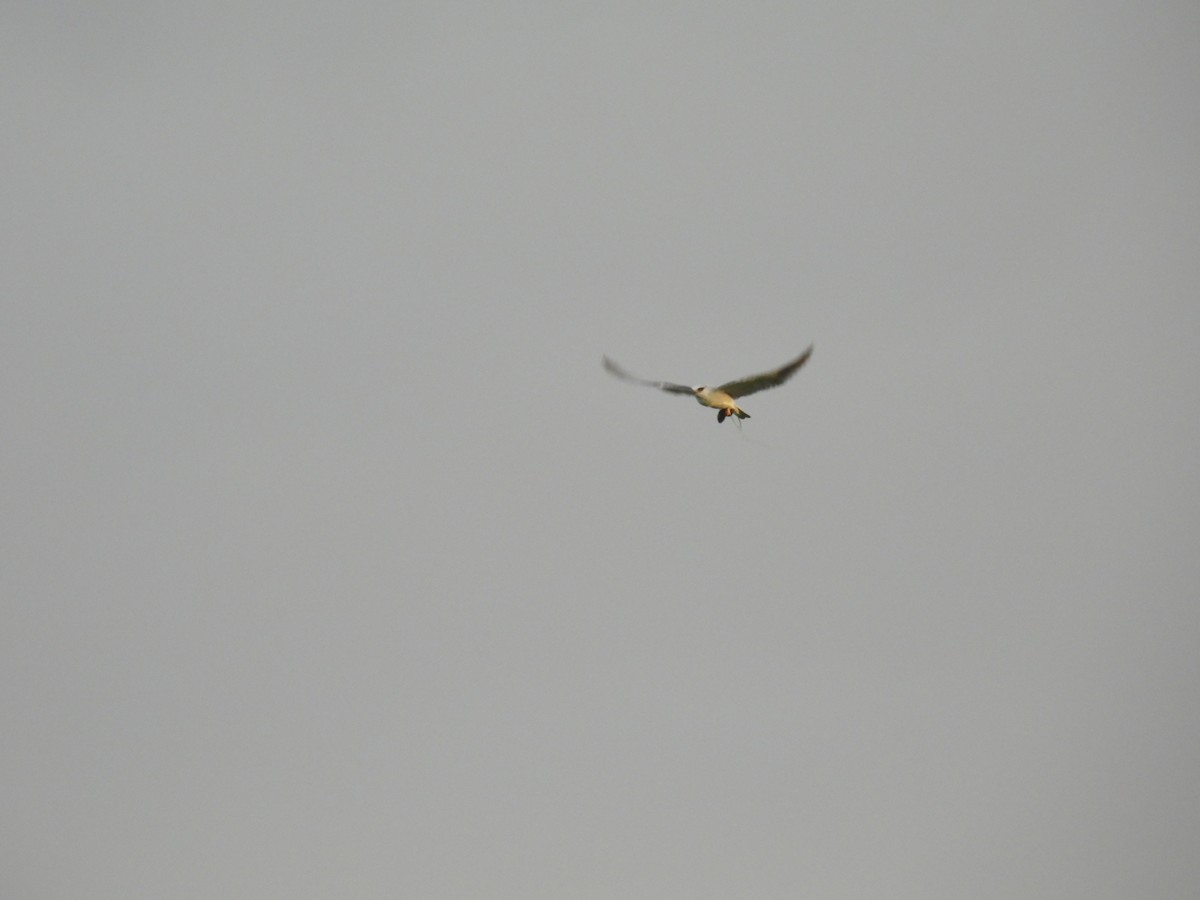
718, 345, 814, 398
603, 357, 695, 395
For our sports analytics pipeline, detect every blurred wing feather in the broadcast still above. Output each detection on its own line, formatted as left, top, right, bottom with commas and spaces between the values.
718, 345, 814, 398
603, 357, 694, 395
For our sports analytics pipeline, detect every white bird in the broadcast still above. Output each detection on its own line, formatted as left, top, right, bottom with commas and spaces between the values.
603, 345, 813, 423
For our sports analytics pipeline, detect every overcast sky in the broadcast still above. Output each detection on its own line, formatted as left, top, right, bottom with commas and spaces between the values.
3, 3, 1199, 897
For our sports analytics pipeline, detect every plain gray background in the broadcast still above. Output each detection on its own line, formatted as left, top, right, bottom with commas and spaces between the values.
3, 3, 1198, 897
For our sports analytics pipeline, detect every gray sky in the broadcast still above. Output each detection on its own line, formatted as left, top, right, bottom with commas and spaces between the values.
3, 2, 1198, 897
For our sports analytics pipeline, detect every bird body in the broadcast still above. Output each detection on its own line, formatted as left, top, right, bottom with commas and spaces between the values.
602, 345, 813, 423
693, 387, 749, 421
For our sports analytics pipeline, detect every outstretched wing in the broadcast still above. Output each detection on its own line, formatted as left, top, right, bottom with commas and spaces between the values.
718, 345, 814, 398
602, 357, 695, 395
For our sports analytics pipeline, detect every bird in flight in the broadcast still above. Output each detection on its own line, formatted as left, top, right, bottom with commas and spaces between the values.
603, 345, 813, 423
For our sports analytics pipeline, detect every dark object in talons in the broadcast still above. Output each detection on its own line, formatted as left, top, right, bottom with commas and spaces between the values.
717, 410, 727, 423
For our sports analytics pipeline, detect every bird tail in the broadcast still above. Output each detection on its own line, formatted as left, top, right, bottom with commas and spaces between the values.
735, 409, 750, 419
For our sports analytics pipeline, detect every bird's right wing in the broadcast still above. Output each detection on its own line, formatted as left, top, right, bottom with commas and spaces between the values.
603, 357, 695, 395
718, 345, 814, 398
